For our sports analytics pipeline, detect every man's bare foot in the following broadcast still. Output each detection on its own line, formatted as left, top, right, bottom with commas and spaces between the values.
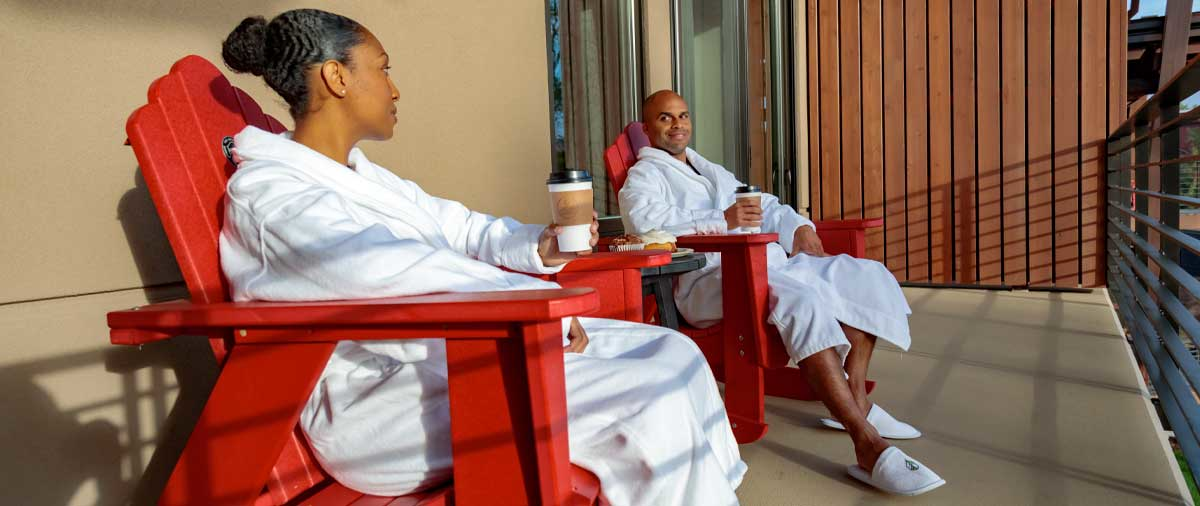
852, 427, 892, 472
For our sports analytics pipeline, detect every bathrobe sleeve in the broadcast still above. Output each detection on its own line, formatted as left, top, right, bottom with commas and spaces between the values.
619, 161, 728, 236
224, 176, 558, 301
708, 167, 816, 254
354, 161, 563, 275
407, 185, 564, 276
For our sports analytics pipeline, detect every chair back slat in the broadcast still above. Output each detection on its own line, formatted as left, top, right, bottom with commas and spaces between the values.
604, 122, 650, 197
624, 122, 649, 153
127, 55, 327, 505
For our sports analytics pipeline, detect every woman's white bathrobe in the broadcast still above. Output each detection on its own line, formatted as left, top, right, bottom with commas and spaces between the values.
219, 127, 745, 505
619, 147, 912, 362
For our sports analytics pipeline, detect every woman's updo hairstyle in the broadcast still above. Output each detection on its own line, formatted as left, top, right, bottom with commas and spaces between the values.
222, 9, 365, 119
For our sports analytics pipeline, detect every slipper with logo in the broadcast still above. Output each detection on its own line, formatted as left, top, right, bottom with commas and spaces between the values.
847, 447, 945, 496
820, 404, 922, 440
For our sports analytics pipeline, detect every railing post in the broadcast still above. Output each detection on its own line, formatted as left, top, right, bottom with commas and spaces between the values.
1134, 120, 1152, 264
1107, 139, 1119, 281
1160, 103, 1182, 295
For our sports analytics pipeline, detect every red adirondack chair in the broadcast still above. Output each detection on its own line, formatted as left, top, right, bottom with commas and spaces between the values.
604, 122, 884, 443
112, 55, 666, 505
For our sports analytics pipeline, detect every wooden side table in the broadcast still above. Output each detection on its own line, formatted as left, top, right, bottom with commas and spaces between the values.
640, 253, 706, 330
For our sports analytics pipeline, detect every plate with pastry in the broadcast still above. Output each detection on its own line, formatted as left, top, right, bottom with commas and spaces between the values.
638, 230, 677, 252
671, 247, 695, 258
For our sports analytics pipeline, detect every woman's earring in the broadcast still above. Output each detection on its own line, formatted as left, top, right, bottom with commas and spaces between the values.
341, 89, 347, 96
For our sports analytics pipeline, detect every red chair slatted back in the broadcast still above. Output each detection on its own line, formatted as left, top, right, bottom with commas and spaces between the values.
126, 55, 328, 505
127, 55, 285, 308
624, 121, 650, 153
603, 122, 650, 198
603, 134, 634, 197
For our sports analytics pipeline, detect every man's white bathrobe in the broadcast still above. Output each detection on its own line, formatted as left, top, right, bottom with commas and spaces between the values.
619, 147, 912, 362
219, 127, 745, 505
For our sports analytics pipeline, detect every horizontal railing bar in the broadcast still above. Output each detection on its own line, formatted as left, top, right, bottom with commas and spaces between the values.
1108, 241, 1200, 398
1108, 262, 1200, 441
1107, 202, 1200, 257
1108, 219, 1200, 310
1108, 105, 1200, 155
1107, 271, 1200, 487
1106, 153, 1200, 171
1110, 53, 1200, 141
1108, 186, 1200, 207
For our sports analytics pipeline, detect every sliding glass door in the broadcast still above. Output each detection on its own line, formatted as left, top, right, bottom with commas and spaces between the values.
677, 0, 748, 181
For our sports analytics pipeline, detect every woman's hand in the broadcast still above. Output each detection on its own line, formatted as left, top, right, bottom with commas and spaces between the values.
564, 317, 589, 353
790, 225, 829, 257
539, 210, 600, 267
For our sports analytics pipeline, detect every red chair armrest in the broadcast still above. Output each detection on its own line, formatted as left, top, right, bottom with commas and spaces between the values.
814, 218, 884, 231
676, 233, 779, 252
559, 250, 671, 272
813, 218, 882, 258
107, 288, 598, 345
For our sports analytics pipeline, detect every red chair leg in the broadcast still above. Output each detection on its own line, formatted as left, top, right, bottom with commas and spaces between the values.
161, 341, 336, 506
762, 367, 816, 401
763, 366, 877, 401
722, 338, 769, 444
445, 321, 573, 505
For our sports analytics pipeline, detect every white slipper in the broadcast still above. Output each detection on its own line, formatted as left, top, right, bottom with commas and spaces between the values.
820, 404, 922, 439
847, 447, 945, 496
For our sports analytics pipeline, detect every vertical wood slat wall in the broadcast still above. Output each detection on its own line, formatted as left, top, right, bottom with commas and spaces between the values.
804, 0, 1127, 287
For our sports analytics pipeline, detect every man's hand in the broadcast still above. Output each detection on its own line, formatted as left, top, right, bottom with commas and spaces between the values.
724, 201, 763, 230
565, 317, 589, 353
791, 225, 828, 257
539, 211, 600, 267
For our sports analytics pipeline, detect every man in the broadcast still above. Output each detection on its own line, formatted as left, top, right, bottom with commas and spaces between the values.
619, 90, 945, 496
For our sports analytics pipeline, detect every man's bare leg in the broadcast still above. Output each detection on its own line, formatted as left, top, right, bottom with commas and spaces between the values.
841, 323, 877, 415
801, 347, 889, 470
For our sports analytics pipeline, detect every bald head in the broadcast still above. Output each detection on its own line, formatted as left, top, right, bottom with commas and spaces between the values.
642, 90, 686, 124
641, 89, 691, 161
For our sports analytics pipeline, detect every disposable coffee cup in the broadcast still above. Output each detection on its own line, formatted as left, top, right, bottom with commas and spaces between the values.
734, 185, 762, 234
547, 170, 595, 252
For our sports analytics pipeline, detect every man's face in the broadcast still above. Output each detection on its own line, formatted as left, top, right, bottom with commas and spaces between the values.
644, 95, 691, 156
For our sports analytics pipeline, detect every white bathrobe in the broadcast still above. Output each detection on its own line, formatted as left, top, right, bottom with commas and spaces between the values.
619, 147, 912, 362
219, 127, 745, 505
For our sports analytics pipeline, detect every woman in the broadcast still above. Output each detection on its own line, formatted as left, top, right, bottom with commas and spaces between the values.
217, 9, 744, 505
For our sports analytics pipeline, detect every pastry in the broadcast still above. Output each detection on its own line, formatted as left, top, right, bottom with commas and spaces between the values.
609, 234, 646, 251
638, 230, 677, 252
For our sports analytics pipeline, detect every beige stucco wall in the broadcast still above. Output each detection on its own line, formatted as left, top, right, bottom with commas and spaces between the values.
0, 1, 553, 504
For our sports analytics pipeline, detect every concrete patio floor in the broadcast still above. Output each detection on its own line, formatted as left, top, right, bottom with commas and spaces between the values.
735, 287, 1189, 506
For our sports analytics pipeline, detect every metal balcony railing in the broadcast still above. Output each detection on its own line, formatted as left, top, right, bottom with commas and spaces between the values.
1107, 56, 1200, 487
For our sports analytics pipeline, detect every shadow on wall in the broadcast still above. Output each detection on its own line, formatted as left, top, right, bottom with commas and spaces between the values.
0, 336, 217, 506
116, 168, 184, 300
0, 166, 217, 503
112, 166, 220, 504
